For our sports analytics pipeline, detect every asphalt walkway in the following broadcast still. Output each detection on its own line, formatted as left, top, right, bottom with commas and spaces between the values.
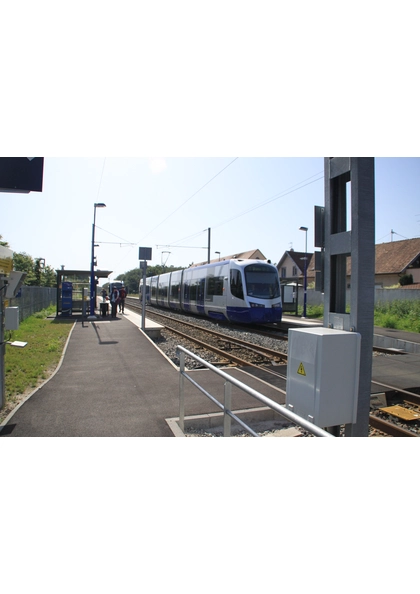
0, 310, 284, 437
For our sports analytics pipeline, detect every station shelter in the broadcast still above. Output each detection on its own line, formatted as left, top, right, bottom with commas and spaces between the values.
56, 269, 112, 317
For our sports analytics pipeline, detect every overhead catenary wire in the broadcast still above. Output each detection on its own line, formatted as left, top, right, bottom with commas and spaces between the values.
108, 162, 324, 275
161, 171, 324, 251
135, 157, 239, 244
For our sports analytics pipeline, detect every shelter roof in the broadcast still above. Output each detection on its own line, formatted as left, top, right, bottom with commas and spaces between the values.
56, 269, 113, 279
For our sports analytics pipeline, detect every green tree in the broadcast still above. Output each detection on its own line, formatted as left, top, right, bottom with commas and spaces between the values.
12, 252, 56, 287
111, 264, 185, 295
13, 252, 37, 285
399, 273, 413, 286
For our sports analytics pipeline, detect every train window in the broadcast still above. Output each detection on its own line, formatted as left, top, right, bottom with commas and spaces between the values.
171, 283, 180, 299
244, 264, 280, 299
206, 275, 224, 297
230, 270, 244, 299
190, 281, 198, 302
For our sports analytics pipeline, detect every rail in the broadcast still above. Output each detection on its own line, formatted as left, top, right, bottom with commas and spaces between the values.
177, 345, 333, 437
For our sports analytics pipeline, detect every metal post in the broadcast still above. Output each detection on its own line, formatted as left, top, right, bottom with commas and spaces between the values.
90, 203, 106, 316
323, 158, 375, 437
223, 381, 232, 437
0, 275, 5, 410
207, 227, 211, 264
89, 216, 96, 316
179, 350, 185, 432
141, 261, 147, 332
299, 226, 308, 317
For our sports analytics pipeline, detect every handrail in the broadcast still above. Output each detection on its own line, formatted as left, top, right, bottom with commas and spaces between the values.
177, 345, 333, 437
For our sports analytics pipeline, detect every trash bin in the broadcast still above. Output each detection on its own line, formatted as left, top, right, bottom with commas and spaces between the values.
100, 302, 109, 317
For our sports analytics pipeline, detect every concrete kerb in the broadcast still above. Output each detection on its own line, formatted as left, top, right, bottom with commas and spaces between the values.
166, 406, 301, 437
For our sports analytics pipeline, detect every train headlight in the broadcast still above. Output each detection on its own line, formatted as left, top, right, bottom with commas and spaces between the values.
249, 302, 265, 308
272, 302, 282, 308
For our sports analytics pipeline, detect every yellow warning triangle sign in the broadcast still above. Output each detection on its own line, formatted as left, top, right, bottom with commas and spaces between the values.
297, 362, 306, 376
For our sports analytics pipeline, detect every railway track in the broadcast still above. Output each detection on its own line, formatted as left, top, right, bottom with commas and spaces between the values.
125, 298, 420, 437
126, 298, 287, 370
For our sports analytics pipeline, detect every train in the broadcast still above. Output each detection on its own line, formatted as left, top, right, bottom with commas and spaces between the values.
108, 280, 125, 294
139, 259, 282, 324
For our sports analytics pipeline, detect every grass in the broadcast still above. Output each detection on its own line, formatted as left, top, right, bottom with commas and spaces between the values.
374, 300, 420, 334
2, 306, 74, 422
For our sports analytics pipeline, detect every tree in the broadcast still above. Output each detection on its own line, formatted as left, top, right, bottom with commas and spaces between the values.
109, 264, 185, 295
13, 252, 56, 287
399, 273, 413, 286
13, 252, 37, 285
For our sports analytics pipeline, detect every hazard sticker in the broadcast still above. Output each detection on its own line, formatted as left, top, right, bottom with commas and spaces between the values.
297, 362, 306, 376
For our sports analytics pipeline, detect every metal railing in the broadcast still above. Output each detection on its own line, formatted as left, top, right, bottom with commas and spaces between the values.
177, 345, 333, 437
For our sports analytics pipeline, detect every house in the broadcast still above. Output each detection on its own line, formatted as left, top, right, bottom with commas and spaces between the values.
366, 238, 420, 288
277, 237, 420, 290
276, 250, 314, 283
191, 248, 267, 267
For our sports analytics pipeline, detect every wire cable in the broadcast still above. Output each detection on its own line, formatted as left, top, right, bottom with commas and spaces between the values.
136, 157, 239, 244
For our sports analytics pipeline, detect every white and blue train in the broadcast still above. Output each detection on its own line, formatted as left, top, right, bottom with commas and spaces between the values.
139, 259, 282, 324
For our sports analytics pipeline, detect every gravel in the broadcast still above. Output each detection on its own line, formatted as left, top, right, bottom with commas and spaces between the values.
147, 309, 288, 369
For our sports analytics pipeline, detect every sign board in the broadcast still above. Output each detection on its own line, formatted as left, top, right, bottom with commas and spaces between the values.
0, 157, 44, 193
0, 245, 13, 274
139, 247, 152, 261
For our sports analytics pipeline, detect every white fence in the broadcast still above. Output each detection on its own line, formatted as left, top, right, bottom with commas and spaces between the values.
299, 288, 420, 308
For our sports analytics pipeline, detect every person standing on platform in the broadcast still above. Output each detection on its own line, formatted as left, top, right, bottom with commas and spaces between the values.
110, 286, 120, 318
119, 286, 126, 313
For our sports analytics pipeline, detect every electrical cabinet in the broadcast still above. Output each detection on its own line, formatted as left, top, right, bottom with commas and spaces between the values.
286, 327, 361, 427
5, 307, 19, 330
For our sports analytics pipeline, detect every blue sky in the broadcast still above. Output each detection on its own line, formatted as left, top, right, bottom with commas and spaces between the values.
2, 2, 418, 284
1, 157, 419, 282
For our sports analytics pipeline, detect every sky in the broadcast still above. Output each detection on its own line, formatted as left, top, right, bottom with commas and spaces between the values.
2, 2, 418, 285
1, 157, 419, 283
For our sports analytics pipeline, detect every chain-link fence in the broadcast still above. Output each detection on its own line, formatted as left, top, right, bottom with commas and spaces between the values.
8, 286, 57, 322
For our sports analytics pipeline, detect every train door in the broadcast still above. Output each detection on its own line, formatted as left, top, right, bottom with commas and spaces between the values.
197, 277, 205, 315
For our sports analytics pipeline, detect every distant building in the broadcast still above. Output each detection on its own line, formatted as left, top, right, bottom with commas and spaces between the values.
362, 238, 420, 288
276, 238, 420, 290
276, 249, 314, 283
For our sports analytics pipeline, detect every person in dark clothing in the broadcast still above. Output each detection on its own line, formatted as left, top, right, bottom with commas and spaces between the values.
110, 287, 120, 318
119, 286, 126, 313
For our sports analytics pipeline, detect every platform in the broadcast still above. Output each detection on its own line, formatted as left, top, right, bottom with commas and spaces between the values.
0, 310, 285, 437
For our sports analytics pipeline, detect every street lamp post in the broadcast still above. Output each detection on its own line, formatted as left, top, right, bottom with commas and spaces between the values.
90, 202, 106, 316
215, 251, 221, 261
299, 226, 308, 318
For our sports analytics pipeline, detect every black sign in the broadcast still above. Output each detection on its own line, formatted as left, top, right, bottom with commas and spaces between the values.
0, 157, 44, 192
139, 247, 152, 261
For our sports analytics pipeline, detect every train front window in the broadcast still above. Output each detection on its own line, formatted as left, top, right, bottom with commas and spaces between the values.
244, 264, 280, 299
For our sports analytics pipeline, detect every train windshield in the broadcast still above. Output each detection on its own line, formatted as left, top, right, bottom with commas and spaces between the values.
244, 264, 280, 299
